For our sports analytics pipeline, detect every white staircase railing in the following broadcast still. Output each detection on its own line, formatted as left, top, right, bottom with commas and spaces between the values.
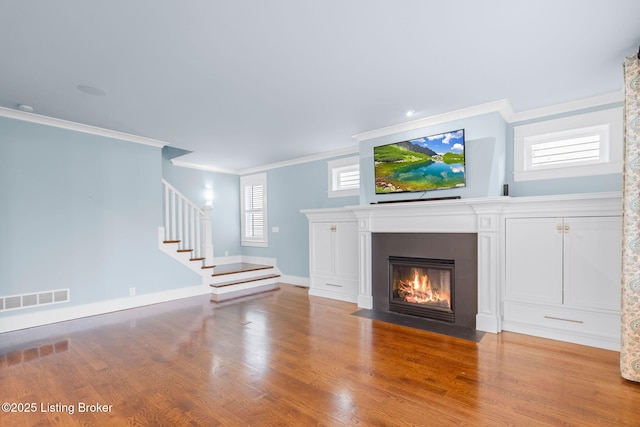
162, 179, 213, 266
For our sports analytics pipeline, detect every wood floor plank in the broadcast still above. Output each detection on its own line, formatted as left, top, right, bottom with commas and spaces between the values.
1, 284, 639, 426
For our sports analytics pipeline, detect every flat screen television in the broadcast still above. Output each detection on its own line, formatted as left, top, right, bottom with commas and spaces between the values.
374, 129, 465, 194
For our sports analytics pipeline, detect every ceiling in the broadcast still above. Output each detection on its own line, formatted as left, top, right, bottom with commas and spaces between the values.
1, 1, 639, 172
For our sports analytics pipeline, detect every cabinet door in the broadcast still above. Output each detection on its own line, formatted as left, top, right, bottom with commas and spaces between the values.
506, 217, 563, 304
309, 222, 335, 277
563, 216, 622, 311
334, 221, 359, 281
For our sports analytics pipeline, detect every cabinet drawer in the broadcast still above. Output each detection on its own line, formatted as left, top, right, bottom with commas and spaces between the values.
309, 276, 358, 303
504, 301, 620, 338
311, 276, 358, 294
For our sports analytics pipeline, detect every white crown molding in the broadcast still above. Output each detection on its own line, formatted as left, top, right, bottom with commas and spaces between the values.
352, 99, 514, 143
171, 159, 240, 175
0, 106, 167, 148
4, 90, 621, 173
352, 92, 624, 144
509, 91, 624, 123
240, 145, 359, 175
171, 145, 360, 175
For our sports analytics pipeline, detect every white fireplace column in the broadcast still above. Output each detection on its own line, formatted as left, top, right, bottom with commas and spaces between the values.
470, 207, 503, 333
357, 219, 373, 309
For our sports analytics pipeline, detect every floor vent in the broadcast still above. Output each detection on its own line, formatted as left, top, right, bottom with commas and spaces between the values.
0, 288, 70, 312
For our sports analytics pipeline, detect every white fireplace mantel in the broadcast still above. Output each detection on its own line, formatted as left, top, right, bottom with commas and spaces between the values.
349, 196, 509, 333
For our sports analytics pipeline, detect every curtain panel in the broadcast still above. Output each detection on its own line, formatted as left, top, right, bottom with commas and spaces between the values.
621, 53, 640, 382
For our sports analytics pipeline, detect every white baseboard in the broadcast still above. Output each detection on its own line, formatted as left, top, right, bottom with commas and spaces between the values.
239, 255, 277, 266
309, 288, 358, 303
212, 255, 242, 264
1, 252, 299, 334
476, 313, 500, 334
279, 275, 309, 287
502, 320, 620, 351
357, 294, 373, 309
0, 284, 210, 334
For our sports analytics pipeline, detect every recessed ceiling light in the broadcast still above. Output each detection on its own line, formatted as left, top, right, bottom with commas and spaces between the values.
17, 104, 34, 113
405, 110, 415, 117
77, 84, 106, 96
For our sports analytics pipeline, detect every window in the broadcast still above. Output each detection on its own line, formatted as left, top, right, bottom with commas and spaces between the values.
328, 156, 360, 198
241, 173, 267, 247
513, 108, 622, 182
527, 125, 609, 168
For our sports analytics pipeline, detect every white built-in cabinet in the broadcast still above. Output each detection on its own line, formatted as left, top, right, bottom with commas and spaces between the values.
301, 193, 622, 350
503, 205, 622, 350
301, 209, 359, 303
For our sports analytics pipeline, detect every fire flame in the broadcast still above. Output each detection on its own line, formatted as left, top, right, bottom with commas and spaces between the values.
397, 269, 450, 308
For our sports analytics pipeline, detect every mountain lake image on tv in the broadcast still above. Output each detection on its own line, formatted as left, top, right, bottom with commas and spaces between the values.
374, 129, 465, 194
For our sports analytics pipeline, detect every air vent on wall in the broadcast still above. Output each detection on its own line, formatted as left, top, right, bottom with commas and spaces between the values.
0, 289, 70, 312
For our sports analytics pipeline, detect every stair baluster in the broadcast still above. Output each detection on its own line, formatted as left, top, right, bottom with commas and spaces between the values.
162, 179, 213, 265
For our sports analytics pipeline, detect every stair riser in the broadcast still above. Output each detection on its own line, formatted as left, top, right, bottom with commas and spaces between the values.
158, 243, 204, 276
210, 282, 280, 302
211, 277, 279, 294
211, 268, 276, 284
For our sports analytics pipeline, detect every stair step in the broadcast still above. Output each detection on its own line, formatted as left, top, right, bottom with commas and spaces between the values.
210, 274, 281, 288
211, 263, 273, 277
163, 240, 180, 244
189, 257, 205, 261
177, 249, 193, 253
201, 265, 215, 269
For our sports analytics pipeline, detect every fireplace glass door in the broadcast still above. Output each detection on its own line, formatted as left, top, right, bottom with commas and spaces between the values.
388, 256, 455, 322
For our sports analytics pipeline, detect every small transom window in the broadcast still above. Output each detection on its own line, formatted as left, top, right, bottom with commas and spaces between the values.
513, 108, 622, 182
328, 156, 360, 198
526, 125, 609, 170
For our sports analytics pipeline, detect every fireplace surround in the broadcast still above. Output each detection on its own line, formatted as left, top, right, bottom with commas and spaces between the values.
373, 233, 477, 328
351, 197, 505, 333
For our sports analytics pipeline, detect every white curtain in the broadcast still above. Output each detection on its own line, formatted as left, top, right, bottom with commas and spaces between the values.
621, 53, 640, 382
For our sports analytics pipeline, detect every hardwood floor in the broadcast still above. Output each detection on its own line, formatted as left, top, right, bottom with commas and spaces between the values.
1, 284, 639, 426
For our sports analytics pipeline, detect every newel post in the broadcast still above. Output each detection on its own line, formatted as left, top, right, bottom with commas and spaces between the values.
201, 206, 214, 266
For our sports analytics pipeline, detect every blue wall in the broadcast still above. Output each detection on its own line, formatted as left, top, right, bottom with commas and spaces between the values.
241, 155, 359, 278
0, 117, 200, 318
1, 97, 623, 317
161, 148, 241, 257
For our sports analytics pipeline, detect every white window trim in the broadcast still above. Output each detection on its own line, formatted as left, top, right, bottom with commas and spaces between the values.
240, 172, 268, 247
328, 156, 360, 198
513, 108, 623, 182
